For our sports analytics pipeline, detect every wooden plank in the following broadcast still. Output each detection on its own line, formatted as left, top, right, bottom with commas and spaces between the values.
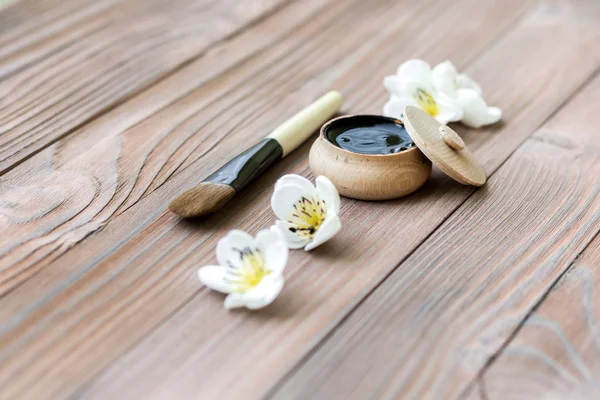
79, 2, 600, 399
0, 0, 434, 317
460, 382, 485, 400
0, 0, 292, 172
0, 0, 335, 299
0, 0, 535, 398
0, 0, 128, 75
0, 0, 514, 331
0, 0, 121, 40
270, 48, 600, 399
482, 234, 600, 399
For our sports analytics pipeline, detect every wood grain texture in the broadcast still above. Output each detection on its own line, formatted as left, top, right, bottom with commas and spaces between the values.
460, 382, 486, 400
4, 0, 600, 399
0, 0, 291, 172
0, 0, 439, 317
403, 106, 487, 186
484, 266, 600, 399
0, 0, 460, 306
0, 0, 538, 398
482, 217, 600, 397
271, 48, 600, 400
0, 0, 128, 76
80, 2, 600, 398
0, 0, 333, 297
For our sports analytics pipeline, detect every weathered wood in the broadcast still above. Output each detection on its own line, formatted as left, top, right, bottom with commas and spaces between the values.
0, 0, 334, 297
0, 0, 128, 73
0, 0, 291, 172
0, 0, 468, 306
482, 236, 600, 398
0, 0, 538, 398
3, 0, 600, 399
271, 52, 600, 399
461, 382, 486, 400
80, 2, 600, 398
0, 0, 441, 317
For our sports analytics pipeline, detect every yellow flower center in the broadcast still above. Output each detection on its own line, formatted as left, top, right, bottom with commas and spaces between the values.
287, 196, 327, 239
414, 88, 439, 117
226, 247, 271, 293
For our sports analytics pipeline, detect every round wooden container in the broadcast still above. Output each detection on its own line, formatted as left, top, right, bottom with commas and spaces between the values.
309, 107, 486, 200
309, 115, 431, 200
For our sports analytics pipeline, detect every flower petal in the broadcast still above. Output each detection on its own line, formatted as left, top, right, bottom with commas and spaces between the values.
432, 60, 458, 97
247, 275, 285, 306
456, 88, 494, 128
456, 73, 482, 95
272, 222, 310, 249
396, 59, 434, 90
223, 293, 247, 309
198, 266, 232, 293
224, 275, 284, 310
304, 215, 342, 251
400, 81, 432, 99
434, 94, 464, 124
316, 175, 340, 216
271, 182, 317, 221
383, 75, 403, 96
274, 174, 315, 193
485, 107, 502, 125
216, 229, 255, 266
433, 60, 458, 78
256, 229, 288, 275
383, 96, 417, 119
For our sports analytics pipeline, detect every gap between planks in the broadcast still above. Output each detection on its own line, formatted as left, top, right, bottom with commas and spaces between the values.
71, 1, 600, 398
466, 230, 600, 399
0, 0, 536, 396
0, 0, 363, 299
268, 62, 600, 400
481, 231, 600, 398
456, 67, 600, 400
269, 53, 600, 398
2, 0, 596, 398
0, 0, 300, 174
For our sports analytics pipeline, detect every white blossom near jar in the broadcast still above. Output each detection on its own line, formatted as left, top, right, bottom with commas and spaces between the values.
383, 59, 501, 128
270, 174, 342, 251
383, 59, 463, 124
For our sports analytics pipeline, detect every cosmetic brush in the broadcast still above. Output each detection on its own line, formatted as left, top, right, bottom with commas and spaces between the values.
168, 91, 343, 218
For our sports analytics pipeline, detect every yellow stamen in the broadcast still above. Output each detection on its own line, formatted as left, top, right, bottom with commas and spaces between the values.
226, 248, 271, 293
414, 88, 439, 117
287, 196, 327, 238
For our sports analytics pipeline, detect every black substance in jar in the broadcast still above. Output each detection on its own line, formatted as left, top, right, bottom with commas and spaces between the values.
325, 115, 415, 155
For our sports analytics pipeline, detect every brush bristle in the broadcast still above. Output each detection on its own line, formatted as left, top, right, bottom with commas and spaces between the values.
168, 182, 236, 218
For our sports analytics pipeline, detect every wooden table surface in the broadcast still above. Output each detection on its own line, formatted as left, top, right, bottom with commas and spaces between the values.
1, 0, 600, 398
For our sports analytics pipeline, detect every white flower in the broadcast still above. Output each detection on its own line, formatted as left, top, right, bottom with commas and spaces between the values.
454, 88, 502, 129
432, 60, 502, 128
198, 229, 288, 310
271, 174, 341, 251
383, 59, 463, 124
432, 60, 482, 98
383, 59, 502, 129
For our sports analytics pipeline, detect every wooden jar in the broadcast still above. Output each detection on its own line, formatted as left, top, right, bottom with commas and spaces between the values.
309, 107, 486, 200
309, 115, 431, 200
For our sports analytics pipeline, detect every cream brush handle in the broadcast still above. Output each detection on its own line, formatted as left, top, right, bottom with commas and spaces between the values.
267, 90, 343, 156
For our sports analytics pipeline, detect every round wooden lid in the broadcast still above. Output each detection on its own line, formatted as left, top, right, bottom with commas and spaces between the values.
402, 106, 486, 186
